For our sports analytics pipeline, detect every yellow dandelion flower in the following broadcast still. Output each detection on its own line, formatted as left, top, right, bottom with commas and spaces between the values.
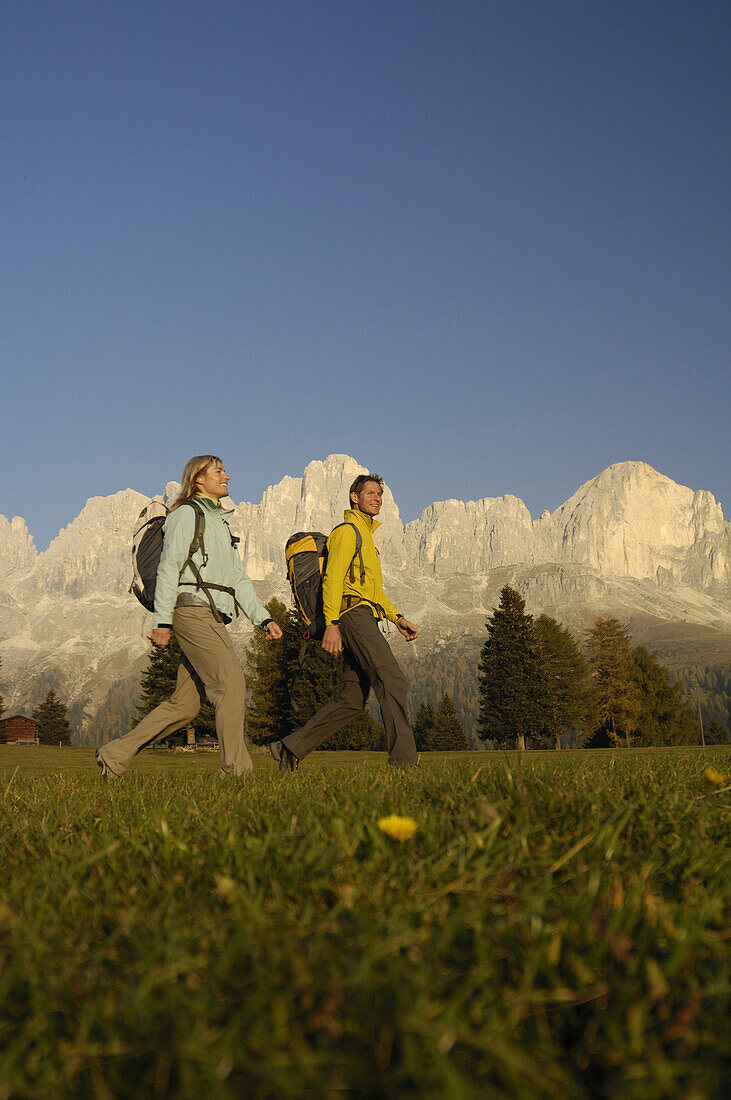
214, 873, 238, 902
378, 814, 418, 842
704, 766, 726, 786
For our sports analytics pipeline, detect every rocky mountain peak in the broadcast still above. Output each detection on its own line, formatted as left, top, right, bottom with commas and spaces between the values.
16, 489, 149, 599
546, 461, 726, 578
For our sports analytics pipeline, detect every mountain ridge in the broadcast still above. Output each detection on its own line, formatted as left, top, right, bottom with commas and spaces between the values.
1, 455, 729, 741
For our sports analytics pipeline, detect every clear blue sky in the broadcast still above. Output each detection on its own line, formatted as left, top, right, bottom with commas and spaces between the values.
3, 0, 729, 549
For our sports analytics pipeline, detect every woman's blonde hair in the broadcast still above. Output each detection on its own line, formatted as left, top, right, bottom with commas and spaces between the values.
171, 455, 222, 510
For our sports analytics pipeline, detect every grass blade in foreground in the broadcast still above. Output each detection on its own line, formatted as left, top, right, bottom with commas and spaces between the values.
0, 746, 728, 1097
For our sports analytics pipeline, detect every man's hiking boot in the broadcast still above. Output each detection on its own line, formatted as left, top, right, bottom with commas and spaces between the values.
96, 748, 121, 781
268, 740, 298, 773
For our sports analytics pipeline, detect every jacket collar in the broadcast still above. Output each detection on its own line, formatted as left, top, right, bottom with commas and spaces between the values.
195, 493, 234, 517
344, 507, 380, 532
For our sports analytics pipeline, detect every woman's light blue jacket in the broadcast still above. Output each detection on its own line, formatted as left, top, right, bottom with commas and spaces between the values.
153, 495, 269, 630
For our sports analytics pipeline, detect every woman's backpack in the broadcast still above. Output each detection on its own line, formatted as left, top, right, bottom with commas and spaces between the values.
129, 500, 205, 612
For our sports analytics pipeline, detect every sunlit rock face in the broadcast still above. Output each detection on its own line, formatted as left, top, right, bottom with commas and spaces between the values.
538, 462, 726, 579
0, 456, 728, 739
403, 462, 727, 583
14, 490, 149, 599
404, 495, 534, 575
0, 515, 37, 580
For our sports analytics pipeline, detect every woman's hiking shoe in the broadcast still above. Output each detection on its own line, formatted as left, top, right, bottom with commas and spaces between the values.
95, 748, 121, 781
268, 740, 298, 773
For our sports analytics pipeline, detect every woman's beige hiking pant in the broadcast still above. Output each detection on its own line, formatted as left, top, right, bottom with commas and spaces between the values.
98, 605, 251, 777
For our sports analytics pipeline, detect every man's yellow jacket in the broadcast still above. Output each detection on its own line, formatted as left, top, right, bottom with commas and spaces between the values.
322, 509, 402, 627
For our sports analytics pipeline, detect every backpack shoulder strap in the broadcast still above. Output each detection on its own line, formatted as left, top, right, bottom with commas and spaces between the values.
331, 521, 365, 584
177, 501, 225, 623
176, 501, 206, 571
177, 501, 249, 623
186, 500, 206, 558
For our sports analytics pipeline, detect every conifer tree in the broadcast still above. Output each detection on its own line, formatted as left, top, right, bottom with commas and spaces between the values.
432, 693, 469, 750
413, 700, 436, 751
136, 635, 215, 743
706, 719, 730, 745
478, 586, 545, 750
32, 690, 72, 745
630, 646, 699, 746
288, 629, 341, 730
245, 598, 299, 743
585, 618, 641, 747
534, 614, 595, 748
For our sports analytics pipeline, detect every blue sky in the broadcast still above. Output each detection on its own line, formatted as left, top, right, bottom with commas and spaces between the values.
3, 0, 729, 549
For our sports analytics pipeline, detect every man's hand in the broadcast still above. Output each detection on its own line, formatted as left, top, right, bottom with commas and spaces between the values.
397, 618, 419, 641
321, 624, 343, 656
151, 627, 172, 648
265, 622, 283, 641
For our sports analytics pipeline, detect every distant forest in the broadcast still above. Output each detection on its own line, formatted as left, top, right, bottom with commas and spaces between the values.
671, 665, 731, 734
400, 640, 730, 745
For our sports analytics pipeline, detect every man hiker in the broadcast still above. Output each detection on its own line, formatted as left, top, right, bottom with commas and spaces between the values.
270, 473, 419, 770
97, 455, 282, 778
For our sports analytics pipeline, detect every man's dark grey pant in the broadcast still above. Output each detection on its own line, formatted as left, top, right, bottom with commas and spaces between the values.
283, 606, 418, 766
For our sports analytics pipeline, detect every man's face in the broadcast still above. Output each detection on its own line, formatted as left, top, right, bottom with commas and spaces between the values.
352, 480, 383, 518
196, 460, 230, 501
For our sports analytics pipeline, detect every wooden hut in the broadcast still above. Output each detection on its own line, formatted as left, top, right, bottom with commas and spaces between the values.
3, 715, 41, 744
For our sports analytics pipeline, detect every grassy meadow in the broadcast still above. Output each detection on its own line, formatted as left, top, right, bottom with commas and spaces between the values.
0, 745, 728, 1098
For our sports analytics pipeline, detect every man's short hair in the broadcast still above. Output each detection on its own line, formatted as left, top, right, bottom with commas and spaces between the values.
349, 473, 384, 500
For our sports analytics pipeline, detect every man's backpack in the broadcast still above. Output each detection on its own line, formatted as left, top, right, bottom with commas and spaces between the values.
130, 500, 244, 624
285, 522, 364, 642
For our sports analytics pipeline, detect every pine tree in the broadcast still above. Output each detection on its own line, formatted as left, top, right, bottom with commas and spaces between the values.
245, 598, 299, 743
431, 693, 469, 750
413, 700, 437, 751
478, 586, 545, 750
585, 618, 641, 747
706, 719, 730, 745
288, 631, 342, 729
534, 614, 595, 748
32, 691, 72, 745
136, 635, 215, 744
631, 646, 699, 747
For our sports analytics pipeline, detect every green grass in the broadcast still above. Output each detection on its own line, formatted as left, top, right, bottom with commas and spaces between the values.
0, 746, 728, 1098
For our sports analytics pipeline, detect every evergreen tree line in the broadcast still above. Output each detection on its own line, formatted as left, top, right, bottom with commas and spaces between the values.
671, 665, 731, 742
412, 695, 470, 751
399, 642, 480, 744
2, 600, 728, 751
478, 586, 717, 749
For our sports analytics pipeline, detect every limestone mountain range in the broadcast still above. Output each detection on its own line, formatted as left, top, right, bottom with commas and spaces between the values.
1, 455, 729, 742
